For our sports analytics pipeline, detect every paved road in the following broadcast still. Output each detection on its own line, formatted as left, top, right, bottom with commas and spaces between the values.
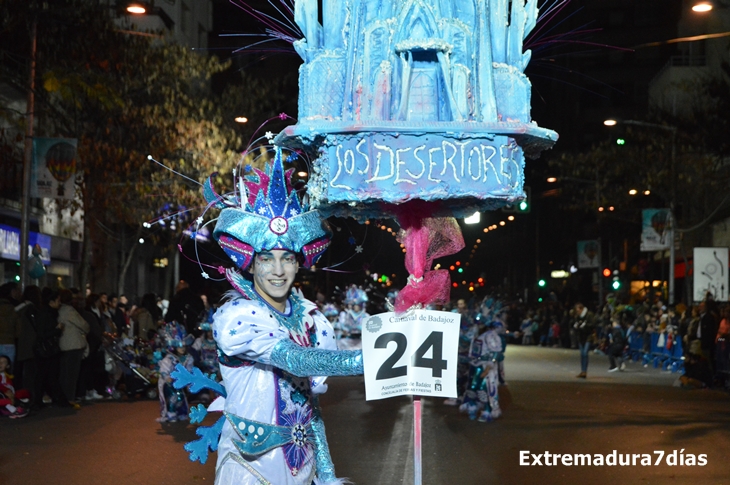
2, 346, 729, 485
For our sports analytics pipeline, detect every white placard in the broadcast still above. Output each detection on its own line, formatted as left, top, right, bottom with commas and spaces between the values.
693, 247, 729, 302
361, 310, 459, 401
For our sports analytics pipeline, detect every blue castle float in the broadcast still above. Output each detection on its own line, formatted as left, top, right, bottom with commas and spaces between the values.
276, 0, 558, 219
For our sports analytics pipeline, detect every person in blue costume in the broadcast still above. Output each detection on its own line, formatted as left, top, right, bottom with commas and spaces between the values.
157, 322, 195, 423
192, 323, 220, 380
202, 148, 363, 485
459, 316, 504, 422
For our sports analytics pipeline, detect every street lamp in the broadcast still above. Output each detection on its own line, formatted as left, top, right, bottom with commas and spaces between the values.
464, 212, 481, 224
235, 116, 249, 123
126, 4, 147, 14
603, 119, 618, 127
692, 2, 714, 12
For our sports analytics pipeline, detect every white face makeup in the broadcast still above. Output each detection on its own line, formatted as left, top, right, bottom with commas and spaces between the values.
249, 250, 299, 311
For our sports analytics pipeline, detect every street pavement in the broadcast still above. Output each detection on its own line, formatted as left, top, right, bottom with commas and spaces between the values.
2, 345, 729, 485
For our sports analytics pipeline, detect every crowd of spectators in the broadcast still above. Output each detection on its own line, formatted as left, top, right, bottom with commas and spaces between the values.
0, 280, 214, 418
3, 278, 728, 421
466, 290, 730, 389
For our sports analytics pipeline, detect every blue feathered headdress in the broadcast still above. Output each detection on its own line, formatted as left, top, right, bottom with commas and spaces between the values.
203, 148, 330, 271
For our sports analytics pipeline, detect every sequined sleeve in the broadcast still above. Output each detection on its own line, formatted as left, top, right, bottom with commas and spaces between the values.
310, 396, 337, 483
269, 338, 363, 378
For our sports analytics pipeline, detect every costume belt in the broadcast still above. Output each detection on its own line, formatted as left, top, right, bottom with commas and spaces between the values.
225, 412, 313, 457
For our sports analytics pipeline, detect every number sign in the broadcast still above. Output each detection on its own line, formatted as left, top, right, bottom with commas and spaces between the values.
361, 310, 459, 401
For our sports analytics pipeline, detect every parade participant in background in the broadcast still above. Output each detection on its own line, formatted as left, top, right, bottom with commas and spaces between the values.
339, 284, 369, 337
195, 149, 363, 485
192, 323, 219, 380
321, 303, 342, 344
321, 303, 340, 326
157, 322, 194, 423
459, 316, 504, 422
444, 298, 478, 406
574, 302, 597, 378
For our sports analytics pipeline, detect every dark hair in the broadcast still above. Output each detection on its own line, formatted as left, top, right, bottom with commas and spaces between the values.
86, 293, 101, 311
41, 287, 60, 305
0, 354, 10, 372
0, 282, 17, 300
59, 289, 74, 305
141, 293, 157, 312
22, 285, 42, 307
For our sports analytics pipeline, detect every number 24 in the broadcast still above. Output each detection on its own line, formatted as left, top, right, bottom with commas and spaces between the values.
375, 331, 448, 380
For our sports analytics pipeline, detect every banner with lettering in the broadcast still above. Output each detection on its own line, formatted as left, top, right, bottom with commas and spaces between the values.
322, 132, 524, 208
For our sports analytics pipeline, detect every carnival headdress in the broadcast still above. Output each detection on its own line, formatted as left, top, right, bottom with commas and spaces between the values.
204, 148, 330, 271
321, 303, 340, 318
344, 284, 368, 306
161, 322, 192, 350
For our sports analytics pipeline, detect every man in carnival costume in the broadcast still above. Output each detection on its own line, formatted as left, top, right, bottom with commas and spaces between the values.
203, 148, 363, 485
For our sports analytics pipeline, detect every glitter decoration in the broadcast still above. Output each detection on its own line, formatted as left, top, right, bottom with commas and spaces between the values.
269, 338, 363, 378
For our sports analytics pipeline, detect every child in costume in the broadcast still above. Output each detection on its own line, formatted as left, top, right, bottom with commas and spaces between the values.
459, 317, 504, 422
157, 323, 194, 423
0, 355, 30, 418
192, 149, 363, 485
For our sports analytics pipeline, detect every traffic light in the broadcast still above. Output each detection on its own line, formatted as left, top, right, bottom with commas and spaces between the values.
616, 138, 626, 145
611, 278, 621, 290
602, 268, 611, 277
502, 186, 531, 213
538, 279, 546, 287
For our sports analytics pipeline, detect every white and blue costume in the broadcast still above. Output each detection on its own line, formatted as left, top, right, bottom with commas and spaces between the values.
211, 276, 362, 485
158, 323, 195, 422
175, 148, 363, 484
460, 325, 503, 422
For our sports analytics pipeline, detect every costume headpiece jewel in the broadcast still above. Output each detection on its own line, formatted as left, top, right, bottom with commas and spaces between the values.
205, 147, 330, 271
